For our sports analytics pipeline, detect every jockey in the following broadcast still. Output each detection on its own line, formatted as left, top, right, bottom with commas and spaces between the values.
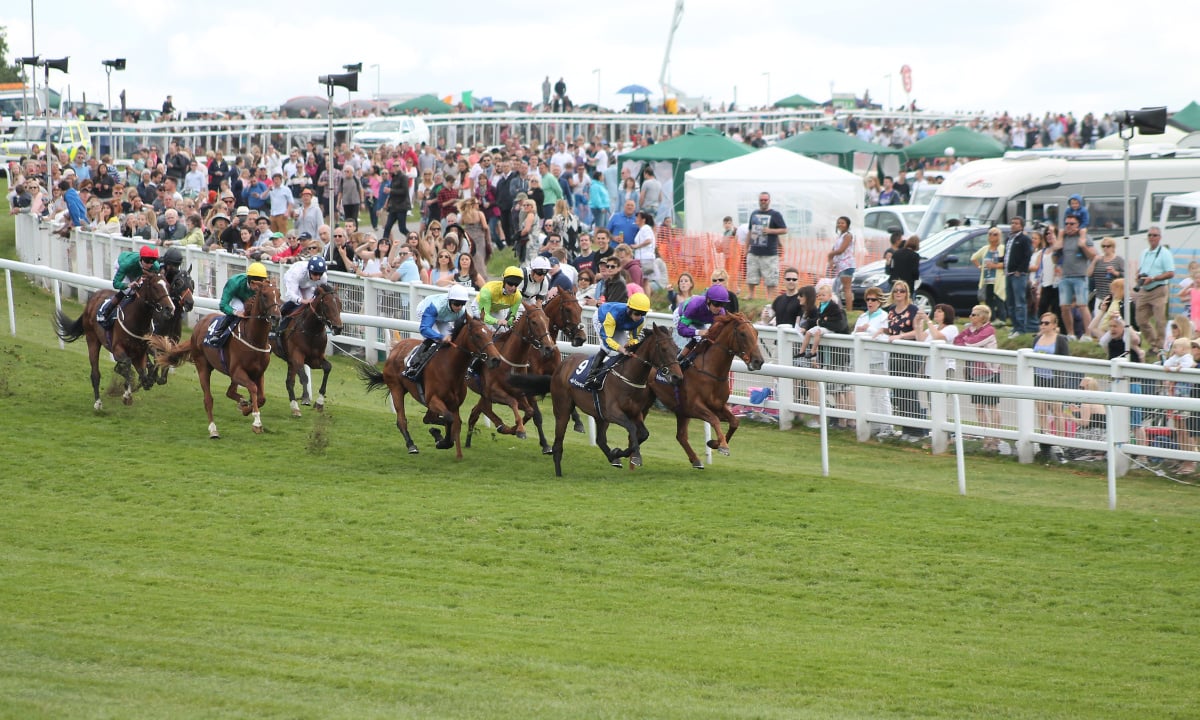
676, 284, 729, 369
520, 256, 552, 305
471, 265, 525, 330
100, 245, 159, 326
277, 255, 328, 337
583, 291, 651, 390
404, 285, 471, 379
159, 246, 185, 283
207, 262, 270, 346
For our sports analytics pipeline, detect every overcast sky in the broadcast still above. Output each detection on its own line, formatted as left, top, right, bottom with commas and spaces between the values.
3, 1, 1196, 118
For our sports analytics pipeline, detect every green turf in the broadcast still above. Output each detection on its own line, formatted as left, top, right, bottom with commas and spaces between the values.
2, 189, 1199, 719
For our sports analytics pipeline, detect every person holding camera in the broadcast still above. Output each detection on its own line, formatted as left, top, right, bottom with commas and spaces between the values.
1135, 225, 1174, 353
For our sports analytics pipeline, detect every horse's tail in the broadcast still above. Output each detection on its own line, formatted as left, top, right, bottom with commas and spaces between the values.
52, 309, 85, 344
358, 364, 388, 394
507, 374, 552, 396
149, 336, 193, 369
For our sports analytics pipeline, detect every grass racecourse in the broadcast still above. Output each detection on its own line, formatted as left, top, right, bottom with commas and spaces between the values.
2, 195, 1200, 719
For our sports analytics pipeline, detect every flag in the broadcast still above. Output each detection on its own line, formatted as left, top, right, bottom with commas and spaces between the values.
462, 91, 473, 110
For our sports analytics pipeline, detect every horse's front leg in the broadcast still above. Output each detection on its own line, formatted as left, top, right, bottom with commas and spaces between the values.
286, 361, 302, 417
314, 358, 332, 411
114, 357, 136, 405
708, 403, 739, 454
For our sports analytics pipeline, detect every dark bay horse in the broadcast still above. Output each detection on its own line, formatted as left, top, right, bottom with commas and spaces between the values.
510, 325, 683, 476
359, 315, 502, 458
53, 271, 176, 410
150, 280, 283, 437
149, 264, 196, 386
644, 312, 765, 469
536, 289, 587, 433
465, 302, 557, 451
273, 284, 344, 417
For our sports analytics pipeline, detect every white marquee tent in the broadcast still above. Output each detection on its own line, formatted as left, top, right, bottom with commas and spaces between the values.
683, 147, 865, 237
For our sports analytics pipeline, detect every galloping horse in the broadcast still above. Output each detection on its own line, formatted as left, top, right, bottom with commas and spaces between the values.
150, 280, 283, 437
359, 315, 502, 458
510, 325, 683, 476
535, 289, 588, 433
464, 302, 557, 450
53, 271, 176, 410
645, 313, 765, 469
273, 283, 343, 417
149, 264, 196, 386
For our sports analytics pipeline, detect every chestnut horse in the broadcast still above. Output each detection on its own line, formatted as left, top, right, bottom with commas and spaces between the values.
273, 283, 344, 417
533, 289, 588, 434
149, 264, 196, 386
510, 325, 683, 476
645, 313, 765, 469
150, 280, 283, 437
465, 302, 557, 450
53, 271, 175, 410
359, 315, 502, 458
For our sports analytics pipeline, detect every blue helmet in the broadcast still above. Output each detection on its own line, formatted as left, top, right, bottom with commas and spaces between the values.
705, 284, 730, 304
307, 256, 327, 274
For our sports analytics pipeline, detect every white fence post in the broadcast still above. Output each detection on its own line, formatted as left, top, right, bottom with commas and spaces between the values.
928, 342, 948, 454
1015, 349, 1036, 463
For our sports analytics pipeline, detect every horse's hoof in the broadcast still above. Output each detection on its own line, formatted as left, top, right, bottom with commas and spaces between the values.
93, 400, 104, 411
314, 402, 324, 412
718, 446, 731, 457
436, 440, 454, 450
252, 425, 264, 435
122, 396, 133, 406
209, 433, 221, 439
610, 460, 623, 468
692, 462, 705, 470
292, 409, 302, 418
542, 446, 553, 455
301, 396, 312, 406
516, 431, 527, 440
706, 439, 720, 450
572, 422, 585, 434
407, 445, 419, 455
630, 456, 643, 468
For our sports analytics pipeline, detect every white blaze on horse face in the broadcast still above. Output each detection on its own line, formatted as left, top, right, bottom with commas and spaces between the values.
158, 278, 176, 315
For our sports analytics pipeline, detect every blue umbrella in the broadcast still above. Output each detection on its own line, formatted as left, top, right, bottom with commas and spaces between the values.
617, 84, 652, 95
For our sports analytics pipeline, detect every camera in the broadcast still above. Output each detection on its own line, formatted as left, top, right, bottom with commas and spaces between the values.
1136, 273, 1149, 289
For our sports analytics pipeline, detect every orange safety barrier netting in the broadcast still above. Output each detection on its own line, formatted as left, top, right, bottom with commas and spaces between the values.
655, 229, 886, 294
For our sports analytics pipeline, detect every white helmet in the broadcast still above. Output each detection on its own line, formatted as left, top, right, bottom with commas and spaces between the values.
447, 285, 470, 302
529, 256, 551, 271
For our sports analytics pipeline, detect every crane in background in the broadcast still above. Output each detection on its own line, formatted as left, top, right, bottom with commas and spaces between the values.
658, 0, 704, 113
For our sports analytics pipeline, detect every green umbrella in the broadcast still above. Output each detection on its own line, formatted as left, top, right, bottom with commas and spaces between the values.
1170, 101, 1200, 132
901, 125, 1006, 159
776, 125, 905, 171
773, 93, 820, 109
620, 127, 754, 216
389, 94, 453, 114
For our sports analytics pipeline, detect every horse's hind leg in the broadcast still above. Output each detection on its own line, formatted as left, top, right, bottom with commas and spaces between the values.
465, 398, 484, 448
196, 360, 220, 438
571, 407, 585, 434
286, 362, 302, 417
86, 335, 104, 410
390, 385, 418, 454
298, 366, 312, 405
528, 398, 552, 454
114, 358, 136, 406
675, 414, 703, 469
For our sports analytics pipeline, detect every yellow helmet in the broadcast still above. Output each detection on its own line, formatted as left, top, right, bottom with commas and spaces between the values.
503, 266, 523, 281
246, 262, 269, 279
627, 292, 651, 313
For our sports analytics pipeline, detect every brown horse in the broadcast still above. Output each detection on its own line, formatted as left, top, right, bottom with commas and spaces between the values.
150, 280, 283, 437
273, 284, 344, 417
53, 271, 176, 410
464, 302, 557, 450
359, 315, 502, 458
149, 264, 196, 386
646, 313, 765, 469
536, 289, 588, 434
510, 325, 684, 476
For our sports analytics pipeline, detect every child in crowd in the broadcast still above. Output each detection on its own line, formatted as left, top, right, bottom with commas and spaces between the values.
1163, 337, 1196, 398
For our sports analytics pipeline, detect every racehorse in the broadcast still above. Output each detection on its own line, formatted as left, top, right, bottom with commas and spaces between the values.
273, 283, 343, 417
536, 289, 588, 434
464, 302, 557, 451
359, 315, 502, 459
645, 313, 765, 469
53, 271, 176, 410
510, 325, 683, 476
150, 280, 283, 437
149, 264, 196, 386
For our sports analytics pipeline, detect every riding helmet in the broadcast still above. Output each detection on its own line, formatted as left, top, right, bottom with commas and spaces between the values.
161, 247, 184, 266
139, 245, 159, 260
447, 285, 470, 303
246, 262, 269, 279
503, 266, 523, 281
627, 292, 651, 313
307, 256, 328, 275
704, 284, 730, 304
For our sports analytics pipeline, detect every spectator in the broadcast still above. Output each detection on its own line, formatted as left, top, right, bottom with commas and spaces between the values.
827, 216, 856, 311
1135, 225, 1174, 353
1058, 215, 1095, 340
1031, 227, 1063, 331
954, 304, 1002, 451
1064, 377, 1108, 463
1088, 237, 1125, 314
453, 252, 485, 290
1099, 315, 1143, 363
709, 268, 739, 314
575, 269, 598, 306
1064, 194, 1089, 228
589, 171, 611, 229
915, 303, 959, 378
744, 191, 786, 301
854, 286, 893, 438
612, 243, 643, 287
1032, 312, 1071, 463
971, 227, 1007, 326
884, 279, 924, 441
888, 235, 921, 291
668, 273, 696, 313
1005, 216, 1035, 336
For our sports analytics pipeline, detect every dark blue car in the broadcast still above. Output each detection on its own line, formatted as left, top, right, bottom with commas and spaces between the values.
851, 226, 1008, 315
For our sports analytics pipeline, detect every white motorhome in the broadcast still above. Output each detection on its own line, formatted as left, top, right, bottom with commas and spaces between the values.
916, 149, 1200, 260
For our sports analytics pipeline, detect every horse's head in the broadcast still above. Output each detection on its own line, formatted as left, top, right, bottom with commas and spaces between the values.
642, 325, 684, 385
138, 270, 176, 325
315, 284, 344, 335
248, 280, 284, 331
457, 315, 502, 369
549, 291, 587, 347
519, 302, 556, 360
713, 313, 765, 371
169, 265, 195, 313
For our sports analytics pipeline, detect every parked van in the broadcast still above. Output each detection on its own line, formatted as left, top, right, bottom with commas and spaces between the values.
353, 116, 430, 150
917, 149, 1200, 260
0, 119, 92, 163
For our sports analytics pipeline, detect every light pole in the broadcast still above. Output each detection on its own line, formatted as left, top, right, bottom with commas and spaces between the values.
762, 71, 771, 109
592, 68, 601, 109
101, 58, 125, 158
1115, 107, 1167, 328
343, 63, 362, 111
40, 57, 68, 192
319, 71, 358, 228
369, 64, 380, 101
18, 56, 39, 163
883, 73, 892, 112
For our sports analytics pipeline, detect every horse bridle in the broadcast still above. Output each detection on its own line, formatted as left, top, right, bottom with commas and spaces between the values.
550, 296, 585, 344
119, 276, 174, 341
302, 286, 341, 334
518, 311, 555, 353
